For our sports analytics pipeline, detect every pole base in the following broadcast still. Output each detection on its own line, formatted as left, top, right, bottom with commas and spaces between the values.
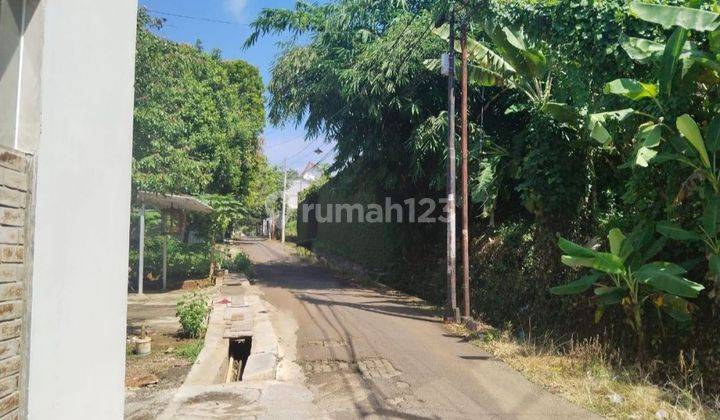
443, 307, 462, 324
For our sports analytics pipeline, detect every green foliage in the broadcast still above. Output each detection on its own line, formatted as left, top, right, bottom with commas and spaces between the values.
515, 114, 588, 221
173, 340, 204, 361
176, 291, 211, 339
200, 194, 246, 239
130, 9, 278, 280
628, 2, 720, 32
584, 2, 720, 303
227, 252, 253, 276
133, 7, 275, 237
129, 236, 212, 280
552, 226, 704, 357
244, 155, 284, 220
246, 0, 451, 189
134, 8, 265, 197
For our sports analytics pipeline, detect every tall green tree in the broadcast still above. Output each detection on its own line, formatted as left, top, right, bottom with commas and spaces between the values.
133, 8, 265, 198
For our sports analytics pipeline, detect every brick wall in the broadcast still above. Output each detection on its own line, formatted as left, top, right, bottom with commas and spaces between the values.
0, 147, 34, 419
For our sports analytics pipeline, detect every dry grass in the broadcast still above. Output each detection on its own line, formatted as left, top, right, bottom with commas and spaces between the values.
447, 323, 720, 419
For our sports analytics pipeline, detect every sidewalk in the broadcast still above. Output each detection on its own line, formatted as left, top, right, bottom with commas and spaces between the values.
159, 273, 327, 419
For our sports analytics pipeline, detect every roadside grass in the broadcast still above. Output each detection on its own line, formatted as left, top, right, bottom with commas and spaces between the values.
173, 340, 204, 362
286, 242, 319, 264
447, 323, 720, 419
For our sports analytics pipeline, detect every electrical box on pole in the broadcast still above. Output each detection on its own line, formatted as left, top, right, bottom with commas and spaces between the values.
441, 53, 450, 76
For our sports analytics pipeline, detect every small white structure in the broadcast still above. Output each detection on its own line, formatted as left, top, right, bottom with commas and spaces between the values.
286, 162, 323, 210
300, 161, 322, 182
136, 192, 213, 293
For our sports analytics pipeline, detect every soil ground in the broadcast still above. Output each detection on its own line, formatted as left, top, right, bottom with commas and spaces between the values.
124, 283, 215, 420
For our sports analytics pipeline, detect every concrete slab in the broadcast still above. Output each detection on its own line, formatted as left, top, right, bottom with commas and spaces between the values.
159, 381, 327, 419
159, 273, 319, 419
222, 330, 253, 339
181, 301, 228, 387
242, 352, 278, 381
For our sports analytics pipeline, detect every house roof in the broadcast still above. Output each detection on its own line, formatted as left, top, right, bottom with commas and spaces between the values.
300, 161, 322, 179
137, 191, 213, 214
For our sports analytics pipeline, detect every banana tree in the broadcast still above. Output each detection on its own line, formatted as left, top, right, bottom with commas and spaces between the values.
652, 113, 720, 293
427, 22, 553, 106
585, 2, 720, 294
551, 225, 705, 360
589, 2, 720, 150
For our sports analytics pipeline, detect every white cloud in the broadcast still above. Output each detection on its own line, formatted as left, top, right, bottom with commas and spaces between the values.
225, 0, 249, 22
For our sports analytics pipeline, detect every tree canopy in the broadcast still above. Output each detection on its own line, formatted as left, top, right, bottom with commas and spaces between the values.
134, 9, 265, 199
256, 0, 720, 395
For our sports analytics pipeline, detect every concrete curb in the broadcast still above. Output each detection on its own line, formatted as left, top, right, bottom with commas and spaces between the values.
159, 279, 282, 418
241, 294, 279, 381
180, 299, 228, 387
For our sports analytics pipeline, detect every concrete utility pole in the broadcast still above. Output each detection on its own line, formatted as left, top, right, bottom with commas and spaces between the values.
281, 158, 288, 244
460, 18, 471, 319
446, 4, 459, 321
162, 212, 167, 291
138, 203, 145, 295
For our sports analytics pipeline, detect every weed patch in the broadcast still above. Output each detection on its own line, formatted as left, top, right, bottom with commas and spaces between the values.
173, 340, 204, 362
447, 323, 720, 419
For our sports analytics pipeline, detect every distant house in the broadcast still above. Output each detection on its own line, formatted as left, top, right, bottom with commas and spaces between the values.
300, 161, 322, 182
286, 162, 322, 210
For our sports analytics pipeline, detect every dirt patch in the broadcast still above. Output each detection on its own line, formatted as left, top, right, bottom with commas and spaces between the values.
445, 323, 720, 419
125, 335, 198, 419
125, 289, 208, 419
125, 341, 194, 387
181, 278, 214, 290
186, 391, 251, 405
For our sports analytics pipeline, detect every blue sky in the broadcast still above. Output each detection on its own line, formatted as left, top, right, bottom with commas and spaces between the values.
137, 0, 333, 171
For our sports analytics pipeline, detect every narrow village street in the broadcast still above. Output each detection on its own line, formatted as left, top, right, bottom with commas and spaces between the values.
234, 240, 596, 419
9, 1, 720, 418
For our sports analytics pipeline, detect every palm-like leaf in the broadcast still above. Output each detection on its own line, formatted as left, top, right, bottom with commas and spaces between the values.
629, 2, 720, 32
430, 23, 548, 102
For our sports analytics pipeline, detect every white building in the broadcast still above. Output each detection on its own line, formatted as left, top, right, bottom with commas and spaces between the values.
1, 0, 138, 418
286, 162, 323, 210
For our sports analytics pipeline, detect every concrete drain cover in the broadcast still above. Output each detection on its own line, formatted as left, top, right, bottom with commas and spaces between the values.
357, 358, 401, 379
302, 360, 354, 374
302, 339, 348, 348
302, 358, 401, 379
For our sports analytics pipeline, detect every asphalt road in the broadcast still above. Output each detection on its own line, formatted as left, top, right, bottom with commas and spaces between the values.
238, 239, 596, 419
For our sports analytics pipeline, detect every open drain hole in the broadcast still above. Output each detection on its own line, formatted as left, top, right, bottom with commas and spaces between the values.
226, 337, 252, 382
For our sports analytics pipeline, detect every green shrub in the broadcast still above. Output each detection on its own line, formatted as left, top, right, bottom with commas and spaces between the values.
176, 291, 211, 338
227, 252, 253, 275
129, 238, 212, 280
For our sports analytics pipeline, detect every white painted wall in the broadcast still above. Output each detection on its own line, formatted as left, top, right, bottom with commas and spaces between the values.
26, 1, 137, 418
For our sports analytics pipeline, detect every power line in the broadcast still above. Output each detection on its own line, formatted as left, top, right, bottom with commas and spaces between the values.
287, 137, 324, 164
293, 148, 334, 173
147, 9, 248, 26
309, 148, 334, 169
387, 13, 420, 55
163, 6, 428, 166
264, 136, 302, 150
146, 8, 399, 35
